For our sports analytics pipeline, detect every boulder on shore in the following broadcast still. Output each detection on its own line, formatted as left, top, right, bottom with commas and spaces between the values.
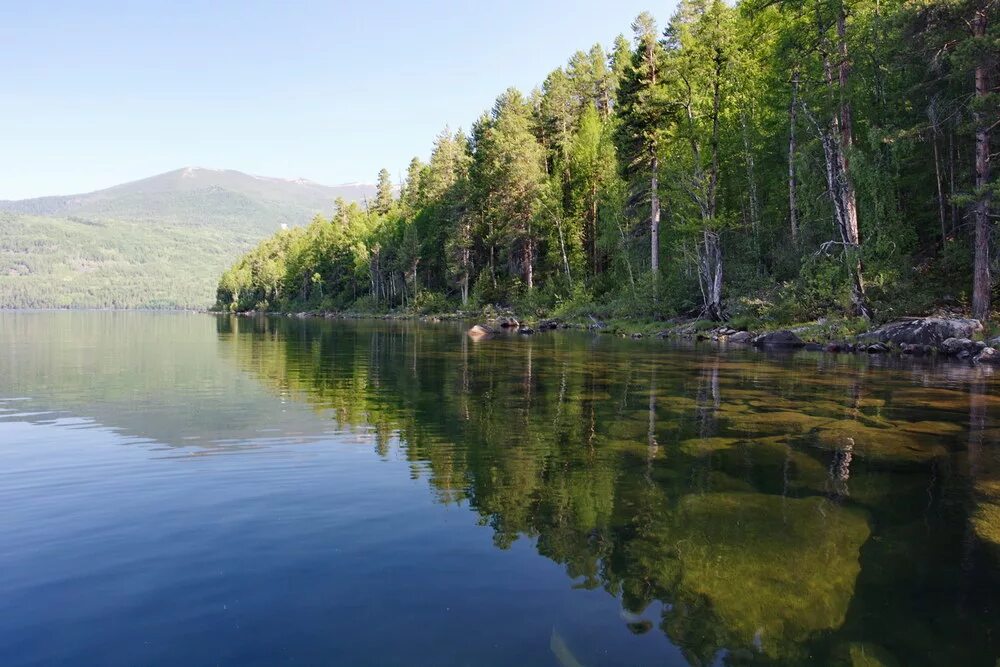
727, 331, 754, 344
496, 316, 519, 329
468, 324, 494, 340
974, 347, 1000, 365
940, 337, 982, 357
862, 317, 982, 346
752, 330, 805, 348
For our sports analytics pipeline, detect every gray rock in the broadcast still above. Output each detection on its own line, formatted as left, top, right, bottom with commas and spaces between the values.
974, 347, 1000, 364
900, 343, 933, 356
862, 317, 983, 346
752, 330, 805, 348
517, 326, 534, 335
940, 337, 978, 356
866, 343, 889, 353
496, 316, 519, 329
728, 331, 754, 344
630, 332, 643, 339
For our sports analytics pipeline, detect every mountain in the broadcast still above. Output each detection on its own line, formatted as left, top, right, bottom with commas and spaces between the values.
0, 168, 376, 309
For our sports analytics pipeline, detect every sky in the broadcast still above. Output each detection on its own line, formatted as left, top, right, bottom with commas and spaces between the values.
0, 0, 671, 199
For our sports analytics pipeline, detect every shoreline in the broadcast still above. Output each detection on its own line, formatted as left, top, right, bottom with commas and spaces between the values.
213, 309, 1000, 366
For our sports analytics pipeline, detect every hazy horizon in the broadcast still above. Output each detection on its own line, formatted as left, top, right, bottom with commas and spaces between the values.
0, 166, 379, 201
2, 0, 663, 200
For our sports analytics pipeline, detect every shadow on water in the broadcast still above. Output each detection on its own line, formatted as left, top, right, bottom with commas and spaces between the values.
212, 314, 1000, 666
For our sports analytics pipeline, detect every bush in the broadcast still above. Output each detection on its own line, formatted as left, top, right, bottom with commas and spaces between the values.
470, 272, 521, 309
411, 290, 454, 315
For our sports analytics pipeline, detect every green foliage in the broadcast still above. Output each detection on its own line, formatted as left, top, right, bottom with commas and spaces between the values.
410, 291, 454, 315
216, 0, 997, 323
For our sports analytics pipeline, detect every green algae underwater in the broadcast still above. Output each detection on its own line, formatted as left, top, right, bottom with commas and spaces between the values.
3, 311, 1000, 666
212, 315, 1000, 666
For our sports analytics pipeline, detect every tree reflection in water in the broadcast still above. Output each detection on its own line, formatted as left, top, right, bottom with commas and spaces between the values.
218, 316, 1000, 666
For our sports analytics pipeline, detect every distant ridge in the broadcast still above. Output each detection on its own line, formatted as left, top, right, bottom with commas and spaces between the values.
0, 167, 377, 224
0, 168, 378, 309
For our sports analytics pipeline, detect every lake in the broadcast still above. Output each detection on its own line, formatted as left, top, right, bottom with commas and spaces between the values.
1, 311, 999, 666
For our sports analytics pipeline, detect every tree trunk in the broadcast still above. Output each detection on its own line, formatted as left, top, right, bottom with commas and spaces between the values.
949, 127, 958, 231
933, 130, 947, 243
591, 182, 599, 277
816, 1, 870, 319
524, 237, 534, 290
789, 67, 800, 244
836, 2, 860, 249
971, 6, 992, 321
650, 153, 660, 274
554, 210, 572, 286
699, 230, 724, 320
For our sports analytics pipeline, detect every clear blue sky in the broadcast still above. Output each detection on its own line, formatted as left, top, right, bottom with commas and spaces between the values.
0, 0, 672, 199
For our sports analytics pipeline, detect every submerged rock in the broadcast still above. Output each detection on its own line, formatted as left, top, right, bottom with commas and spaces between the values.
467, 324, 493, 340
863, 317, 982, 346
752, 330, 805, 348
900, 343, 934, 356
669, 493, 870, 659
518, 326, 535, 335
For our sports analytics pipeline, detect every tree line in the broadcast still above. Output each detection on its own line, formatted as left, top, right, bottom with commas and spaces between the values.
217, 0, 997, 324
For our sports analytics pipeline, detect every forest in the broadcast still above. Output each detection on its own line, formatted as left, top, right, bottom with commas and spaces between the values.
216, 0, 998, 328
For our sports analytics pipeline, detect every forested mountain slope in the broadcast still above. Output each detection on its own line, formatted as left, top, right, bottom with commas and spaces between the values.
218, 0, 998, 326
0, 168, 376, 308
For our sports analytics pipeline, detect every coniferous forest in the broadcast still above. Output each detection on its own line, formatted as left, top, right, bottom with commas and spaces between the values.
217, 0, 998, 328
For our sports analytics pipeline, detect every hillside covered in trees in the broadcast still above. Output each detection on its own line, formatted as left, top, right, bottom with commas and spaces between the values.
0, 169, 376, 309
217, 0, 998, 327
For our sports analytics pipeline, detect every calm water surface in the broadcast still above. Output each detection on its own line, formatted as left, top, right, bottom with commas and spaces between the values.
2, 312, 1000, 666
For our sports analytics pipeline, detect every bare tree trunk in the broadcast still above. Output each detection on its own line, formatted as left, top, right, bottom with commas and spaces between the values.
837, 3, 860, 249
971, 6, 992, 321
949, 127, 958, 232
933, 130, 947, 242
699, 230, 724, 320
816, 1, 870, 319
524, 236, 534, 290
592, 182, 599, 277
789, 67, 800, 243
554, 211, 572, 287
650, 152, 660, 275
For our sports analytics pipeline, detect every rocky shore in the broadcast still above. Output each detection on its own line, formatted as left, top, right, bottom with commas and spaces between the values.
223, 309, 1000, 365
462, 315, 1000, 365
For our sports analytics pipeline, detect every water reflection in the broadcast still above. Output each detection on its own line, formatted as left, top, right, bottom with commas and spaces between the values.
214, 315, 1000, 666
3, 312, 1000, 665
